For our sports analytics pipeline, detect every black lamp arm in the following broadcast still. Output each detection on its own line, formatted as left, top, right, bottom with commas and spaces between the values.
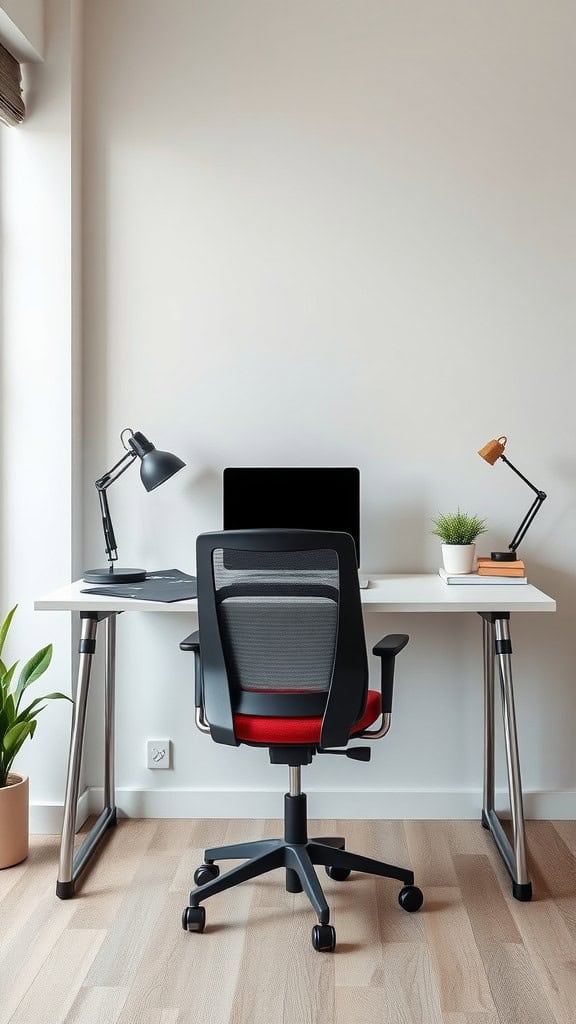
508, 491, 547, 554
95, 449, 137, 490
97, 488, 118, 564
94, 450, 137, 567
500, 454, 547, 554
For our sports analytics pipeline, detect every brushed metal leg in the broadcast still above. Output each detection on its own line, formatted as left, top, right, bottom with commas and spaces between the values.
57, 615, 98, 898
482, 618, 495, 821
479, 613, 532, 901
104, 615, 116, 817
56, 612, 118, 899
495, 617, 530, 897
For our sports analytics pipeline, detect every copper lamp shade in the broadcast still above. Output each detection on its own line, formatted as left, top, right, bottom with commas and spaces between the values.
478, 436, 507, 466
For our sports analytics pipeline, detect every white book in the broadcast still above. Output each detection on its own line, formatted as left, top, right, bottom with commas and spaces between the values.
438, 567, 528, 585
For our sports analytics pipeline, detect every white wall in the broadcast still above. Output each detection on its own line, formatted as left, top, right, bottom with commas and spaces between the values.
0, 0, 44, 60
0, 0, 81, 828
3, 1, 574, 827
77, 0, 576, 820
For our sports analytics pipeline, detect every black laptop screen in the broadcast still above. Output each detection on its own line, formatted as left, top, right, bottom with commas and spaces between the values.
223, 467, 360, 566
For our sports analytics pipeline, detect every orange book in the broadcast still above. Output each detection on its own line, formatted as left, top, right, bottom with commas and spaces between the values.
477, 567, 525, 577
476, 556, 525, 578
477, 557, 525, 569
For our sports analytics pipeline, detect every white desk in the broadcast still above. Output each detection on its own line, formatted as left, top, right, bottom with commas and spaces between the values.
36, 575, 556, 901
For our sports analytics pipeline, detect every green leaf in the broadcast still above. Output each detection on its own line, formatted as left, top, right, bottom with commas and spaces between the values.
3, 719, 37, 771
0, 662, 18, 699
15, 645, 53, 708
3, 720, 35, 756
4, 693, 15, 724
0, 606, 17, 659
14, 692, 72, 726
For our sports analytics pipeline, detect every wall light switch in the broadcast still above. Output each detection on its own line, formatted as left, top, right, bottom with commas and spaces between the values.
147, 739, 171, 770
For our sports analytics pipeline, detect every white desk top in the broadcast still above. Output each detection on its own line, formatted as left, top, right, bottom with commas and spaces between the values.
35, 576, 556, 614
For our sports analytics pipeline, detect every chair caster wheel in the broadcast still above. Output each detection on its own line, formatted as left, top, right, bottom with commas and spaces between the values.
182, 905, 206, 932
398, 885, 424, 912
311, 923, 336, 952
325, 865, 351, 881
194, 863, 220, 886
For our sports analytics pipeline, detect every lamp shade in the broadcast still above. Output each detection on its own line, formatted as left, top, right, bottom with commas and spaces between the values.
127, 431, 185, 491
478, 436, 507, 466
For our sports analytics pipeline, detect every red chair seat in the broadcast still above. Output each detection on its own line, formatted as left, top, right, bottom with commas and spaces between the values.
233, 689, 382, 745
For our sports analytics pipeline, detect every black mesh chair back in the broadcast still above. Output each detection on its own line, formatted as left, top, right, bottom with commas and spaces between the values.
196, 530, 369, 748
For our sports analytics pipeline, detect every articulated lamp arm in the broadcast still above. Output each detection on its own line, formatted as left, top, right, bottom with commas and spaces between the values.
94, 449, 137, 567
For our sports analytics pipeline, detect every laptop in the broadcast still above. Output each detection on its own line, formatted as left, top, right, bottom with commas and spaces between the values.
222, 467, 370, 587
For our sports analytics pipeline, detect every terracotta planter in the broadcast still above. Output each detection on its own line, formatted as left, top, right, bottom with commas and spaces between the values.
0, 773, 29, 868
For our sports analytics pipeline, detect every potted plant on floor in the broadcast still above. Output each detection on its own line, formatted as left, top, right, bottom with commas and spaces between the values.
431, 510, 487, 575
0, 606, 71, 868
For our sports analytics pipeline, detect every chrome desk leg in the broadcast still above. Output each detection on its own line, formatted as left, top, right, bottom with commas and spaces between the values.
482, 618, 496, 822
104, 615, 116, 819
56, 611, 118, 899
479, 612, 532, 902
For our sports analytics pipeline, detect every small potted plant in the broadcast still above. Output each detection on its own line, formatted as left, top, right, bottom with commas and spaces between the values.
431, 510, 487, 575
0, 606, 71, 869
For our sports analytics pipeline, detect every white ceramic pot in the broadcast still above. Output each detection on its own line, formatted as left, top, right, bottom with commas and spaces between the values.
0, 773, 29, 868
441, 543, 476, 575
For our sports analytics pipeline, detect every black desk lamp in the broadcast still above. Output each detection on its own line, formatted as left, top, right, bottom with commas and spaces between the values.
83, 428, 185, 584
478, 435, 547, 561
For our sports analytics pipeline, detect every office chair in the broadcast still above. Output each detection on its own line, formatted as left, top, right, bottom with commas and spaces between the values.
180, 530, 423, 952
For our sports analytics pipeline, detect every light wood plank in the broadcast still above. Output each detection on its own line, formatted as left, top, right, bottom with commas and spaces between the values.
334, 820, 424, 989
452, 854, 522, 948
404, 822, 459, 887
442, 1015, 499, 1024
552, 819, 576, 856
336, 943, 443, 1024
84, 842, 183, 989
63, 985, 130, 1024
480, 943, 557, 1024
70, 820, 158, 929
420, 886, 495, 1014
8, 928, 105, 1024
525, 821, 576, 940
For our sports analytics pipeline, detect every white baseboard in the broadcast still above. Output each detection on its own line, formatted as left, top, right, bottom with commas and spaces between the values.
30, 787, 576, 834
29, 788, 91, 835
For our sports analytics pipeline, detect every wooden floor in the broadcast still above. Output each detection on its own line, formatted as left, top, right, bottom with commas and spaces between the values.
1, 818, 576, 1024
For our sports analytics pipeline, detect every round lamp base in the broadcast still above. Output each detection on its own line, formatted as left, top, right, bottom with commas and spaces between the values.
83, 568, 147, 584
490, 552, 518, 562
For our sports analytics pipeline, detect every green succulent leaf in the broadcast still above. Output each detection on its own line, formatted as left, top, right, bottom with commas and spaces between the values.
431, 510, 487, 546
15, 645, 53, 708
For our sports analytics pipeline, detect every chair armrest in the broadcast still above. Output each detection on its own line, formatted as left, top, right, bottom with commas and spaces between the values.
180, 630, 203, 709
180, 630, 200, 652
371, 633, 409, 714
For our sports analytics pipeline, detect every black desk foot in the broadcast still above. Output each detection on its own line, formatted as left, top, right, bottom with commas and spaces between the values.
56, 880, 75, 900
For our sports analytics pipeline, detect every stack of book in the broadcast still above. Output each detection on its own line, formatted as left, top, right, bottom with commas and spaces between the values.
439, 558, 527, 585
476, 557, 525, 579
